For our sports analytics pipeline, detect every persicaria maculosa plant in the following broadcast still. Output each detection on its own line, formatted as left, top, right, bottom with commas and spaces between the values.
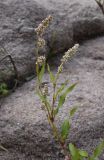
35, 15, 104, 160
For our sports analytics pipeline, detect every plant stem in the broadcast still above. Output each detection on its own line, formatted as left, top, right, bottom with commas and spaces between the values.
36, 64, 52, 118
95, 0, 104, 14
0, 54, 19, 79
51, 83, 56, 121
48, 118, 71, 159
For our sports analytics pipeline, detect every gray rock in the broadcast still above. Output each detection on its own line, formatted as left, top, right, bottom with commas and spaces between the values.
0, 36, 104, 159
0, 0, 104, 84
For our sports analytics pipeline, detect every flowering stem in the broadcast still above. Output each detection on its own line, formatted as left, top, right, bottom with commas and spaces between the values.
48, 117, 60, 140
51, 83, 56, 121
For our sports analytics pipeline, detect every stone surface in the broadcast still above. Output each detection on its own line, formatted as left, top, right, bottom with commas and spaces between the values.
0, 36, 104, 159
0, 0, 104, 83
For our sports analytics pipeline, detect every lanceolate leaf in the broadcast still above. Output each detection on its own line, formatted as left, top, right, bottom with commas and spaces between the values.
37, 91, 46, 102
69, 107, 77, 117
39, 64, 45, 83
53, 108, 59, 116
69, 144, 89, 160
61, 119, 70, 140
58, 83, 77, 108
78, 149, 88, 157
68, 143, 79, 160
63, 83, 77, 97
58, 94, 66, 109
56, 80, 69, 97
47, 64, 55, 83
69, 143, 77, 157
89, 141, 104, 160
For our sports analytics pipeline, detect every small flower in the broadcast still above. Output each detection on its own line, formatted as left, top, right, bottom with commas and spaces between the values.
37, 38, 46, 48
41, 102, 46, 110
42, 15, 53, 27
36, 56, 46, 66
42, 84, 48, 96
35, 15, 53, 36
61, 44, 79, 63
58, 64, 63, 73
57, 44, 79, 74
35, 24, 45, 37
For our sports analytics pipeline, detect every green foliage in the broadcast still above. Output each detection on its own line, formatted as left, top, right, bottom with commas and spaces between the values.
47, 64, 55, 83
79, 149, 88, 158
0, 83, 9, 96
69, 107, 77, 117
58, 83, 77, 109
36, 63, 45, 83
69, 143, 88, 160
56, 80, 69, 97
35, 16, 104, 160
89, 141, 104, 160
69, 141, 104, 160
61, 119, 71, 141
69, 143, 80, 160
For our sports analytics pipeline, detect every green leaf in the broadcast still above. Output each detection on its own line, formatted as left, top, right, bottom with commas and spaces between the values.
69, 143, 79, 160
61, 119, 70, 140
53, 108, 59, 116
58, 83, 77, 108
39, 64, 45, 83
64, 83, 77, 96
37, 91, 45, 102
37, 90, 51, 112
56, 80, 69, 97
58, 94, 66, 108
78, 149, 88, 157
69, 143, 76, 157
89, 141, 104, 160
1, 83, 7, 89
47, 64, 55, 83
70, 107, 77, 117
2, 89, 9, 96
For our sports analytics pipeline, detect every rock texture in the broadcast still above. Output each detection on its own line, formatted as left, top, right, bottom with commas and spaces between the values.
0, 0, 104, 83
0, 36, 104, 159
